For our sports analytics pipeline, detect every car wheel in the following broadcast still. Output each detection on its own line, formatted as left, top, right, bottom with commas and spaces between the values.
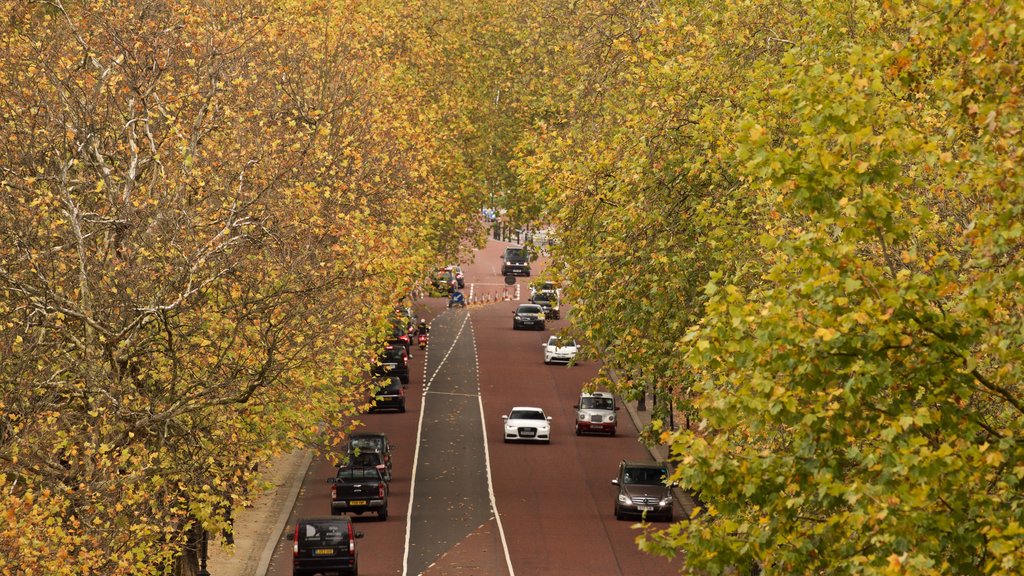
543, 358, 551, 365
378, 506, 388, 521
615, 505, 624, 520
609, 428, 616, 437
575, 425, 581, 436
399, 403, 406, 413
351, 561, 358, 576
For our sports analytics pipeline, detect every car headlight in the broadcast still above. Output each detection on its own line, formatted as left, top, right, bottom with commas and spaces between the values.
538, 313, 545, 320
578, 412, 586, 421
660, 496, 673, 506
618, 494, 632, 505
608, 414, 615, 422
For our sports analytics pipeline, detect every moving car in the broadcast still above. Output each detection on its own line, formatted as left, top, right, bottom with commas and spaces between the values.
292, 516, 363, 576
512, 303, 545, 330
543, 336, 578, 365
501, 246, 531, 276
329, 465, 390, 520
529, 290, 560, 319
574, 390, 618, 435
370, 377, 406, 413
612, 461, 674, 521
502, 406, 552, 443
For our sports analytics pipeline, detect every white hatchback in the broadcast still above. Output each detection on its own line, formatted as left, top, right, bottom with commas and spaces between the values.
543, 336, 578, 364
502, 406, 552, 443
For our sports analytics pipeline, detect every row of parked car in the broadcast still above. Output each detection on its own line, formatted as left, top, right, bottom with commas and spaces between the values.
292, 304, 422, 576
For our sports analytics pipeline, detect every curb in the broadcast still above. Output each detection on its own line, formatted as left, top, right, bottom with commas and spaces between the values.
256, 450, 313, 576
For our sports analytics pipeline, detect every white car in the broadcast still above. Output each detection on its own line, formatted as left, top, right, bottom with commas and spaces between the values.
543, 336, 578, 364
502, 406, 552, 443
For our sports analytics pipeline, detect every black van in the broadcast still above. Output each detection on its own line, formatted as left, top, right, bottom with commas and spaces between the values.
501, 246, 531, 276
292, 517, 363, 576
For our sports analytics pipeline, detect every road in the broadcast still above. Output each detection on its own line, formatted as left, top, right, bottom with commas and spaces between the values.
265, 237, 682, 575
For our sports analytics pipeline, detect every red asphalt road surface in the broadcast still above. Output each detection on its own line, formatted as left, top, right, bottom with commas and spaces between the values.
266, 232, 683, 576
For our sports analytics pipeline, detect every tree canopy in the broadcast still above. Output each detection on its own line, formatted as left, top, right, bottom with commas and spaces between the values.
511, 0, 1024, 573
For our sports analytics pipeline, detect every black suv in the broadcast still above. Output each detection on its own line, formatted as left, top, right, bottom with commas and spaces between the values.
501, 246, 531, 276
347, 432, 394, 476
371, 344, 409, 384
329, 465, 390, 520
292, 516, 363, 576
612, 461, 675, 521
370, 377, 406, 413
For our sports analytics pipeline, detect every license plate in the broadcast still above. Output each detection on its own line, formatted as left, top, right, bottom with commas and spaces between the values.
520, 431, 535, 437
314, 548, 334, 556
349, 500, 367, 506
638, 505, 653, 511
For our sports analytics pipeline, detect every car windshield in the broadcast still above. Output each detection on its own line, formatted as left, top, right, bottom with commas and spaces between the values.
350, 437, 384, 451
518, 305, 541, 314
300, 521, 348, 546
581, 397, 613, 410
623, 467, 668, 485
506, 248, 528, 261
509, 409, 545, 420
549, 337, 574, 348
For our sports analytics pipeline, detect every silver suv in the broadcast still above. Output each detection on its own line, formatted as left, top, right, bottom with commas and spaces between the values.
574, 391, 618, 436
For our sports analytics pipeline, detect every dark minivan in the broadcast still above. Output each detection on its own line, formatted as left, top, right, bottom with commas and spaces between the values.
292, 516, 363, 576
501, 246, 531, 276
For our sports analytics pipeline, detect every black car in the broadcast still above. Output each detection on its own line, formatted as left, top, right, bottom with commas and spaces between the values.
371, 344, 408, 384
292, 516, 363, 576
347, 432, 394, 475
512, 303, 545, 330
329, 466, 390, 520
370, 377, 406, 413
501, 246, 531, 276
612, 461, 675, 522
529, 290, 559, 319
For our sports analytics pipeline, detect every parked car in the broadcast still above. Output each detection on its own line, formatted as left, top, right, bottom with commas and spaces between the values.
529, 280, 560, 297
329, 465, 390, 520
371, 345, 408, 384
502, 406, 552, 443
574, 390, 618, 435
612, 460, 674, 521
292, 516, 363, 576
543, 336, 578, 364
347, 432, 394, 475
347, 449, 391, 482
501, 246, 531, 276
529, 290, 560, 319
370, 377, 406, 413
512, 303, 545, 330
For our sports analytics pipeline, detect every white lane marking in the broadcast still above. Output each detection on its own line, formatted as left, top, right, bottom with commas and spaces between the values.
478, 373, 516, 576
403, 309, 474, 576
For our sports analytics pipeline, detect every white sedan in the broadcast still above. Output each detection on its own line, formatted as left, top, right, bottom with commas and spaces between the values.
502, 407, 552, 443
543, 336, 579, 365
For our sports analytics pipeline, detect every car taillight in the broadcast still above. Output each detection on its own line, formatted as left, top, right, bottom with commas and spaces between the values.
331, 485, 337, 499
348, 523, 356, 553
378, 482, 385, 498
293, 524, 299, 556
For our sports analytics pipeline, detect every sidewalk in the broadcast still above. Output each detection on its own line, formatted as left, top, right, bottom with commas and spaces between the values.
206, 450, 312, 576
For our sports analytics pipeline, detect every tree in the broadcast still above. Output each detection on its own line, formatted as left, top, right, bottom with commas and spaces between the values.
509, 0, 1024, 573
0, 1, 478, 573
